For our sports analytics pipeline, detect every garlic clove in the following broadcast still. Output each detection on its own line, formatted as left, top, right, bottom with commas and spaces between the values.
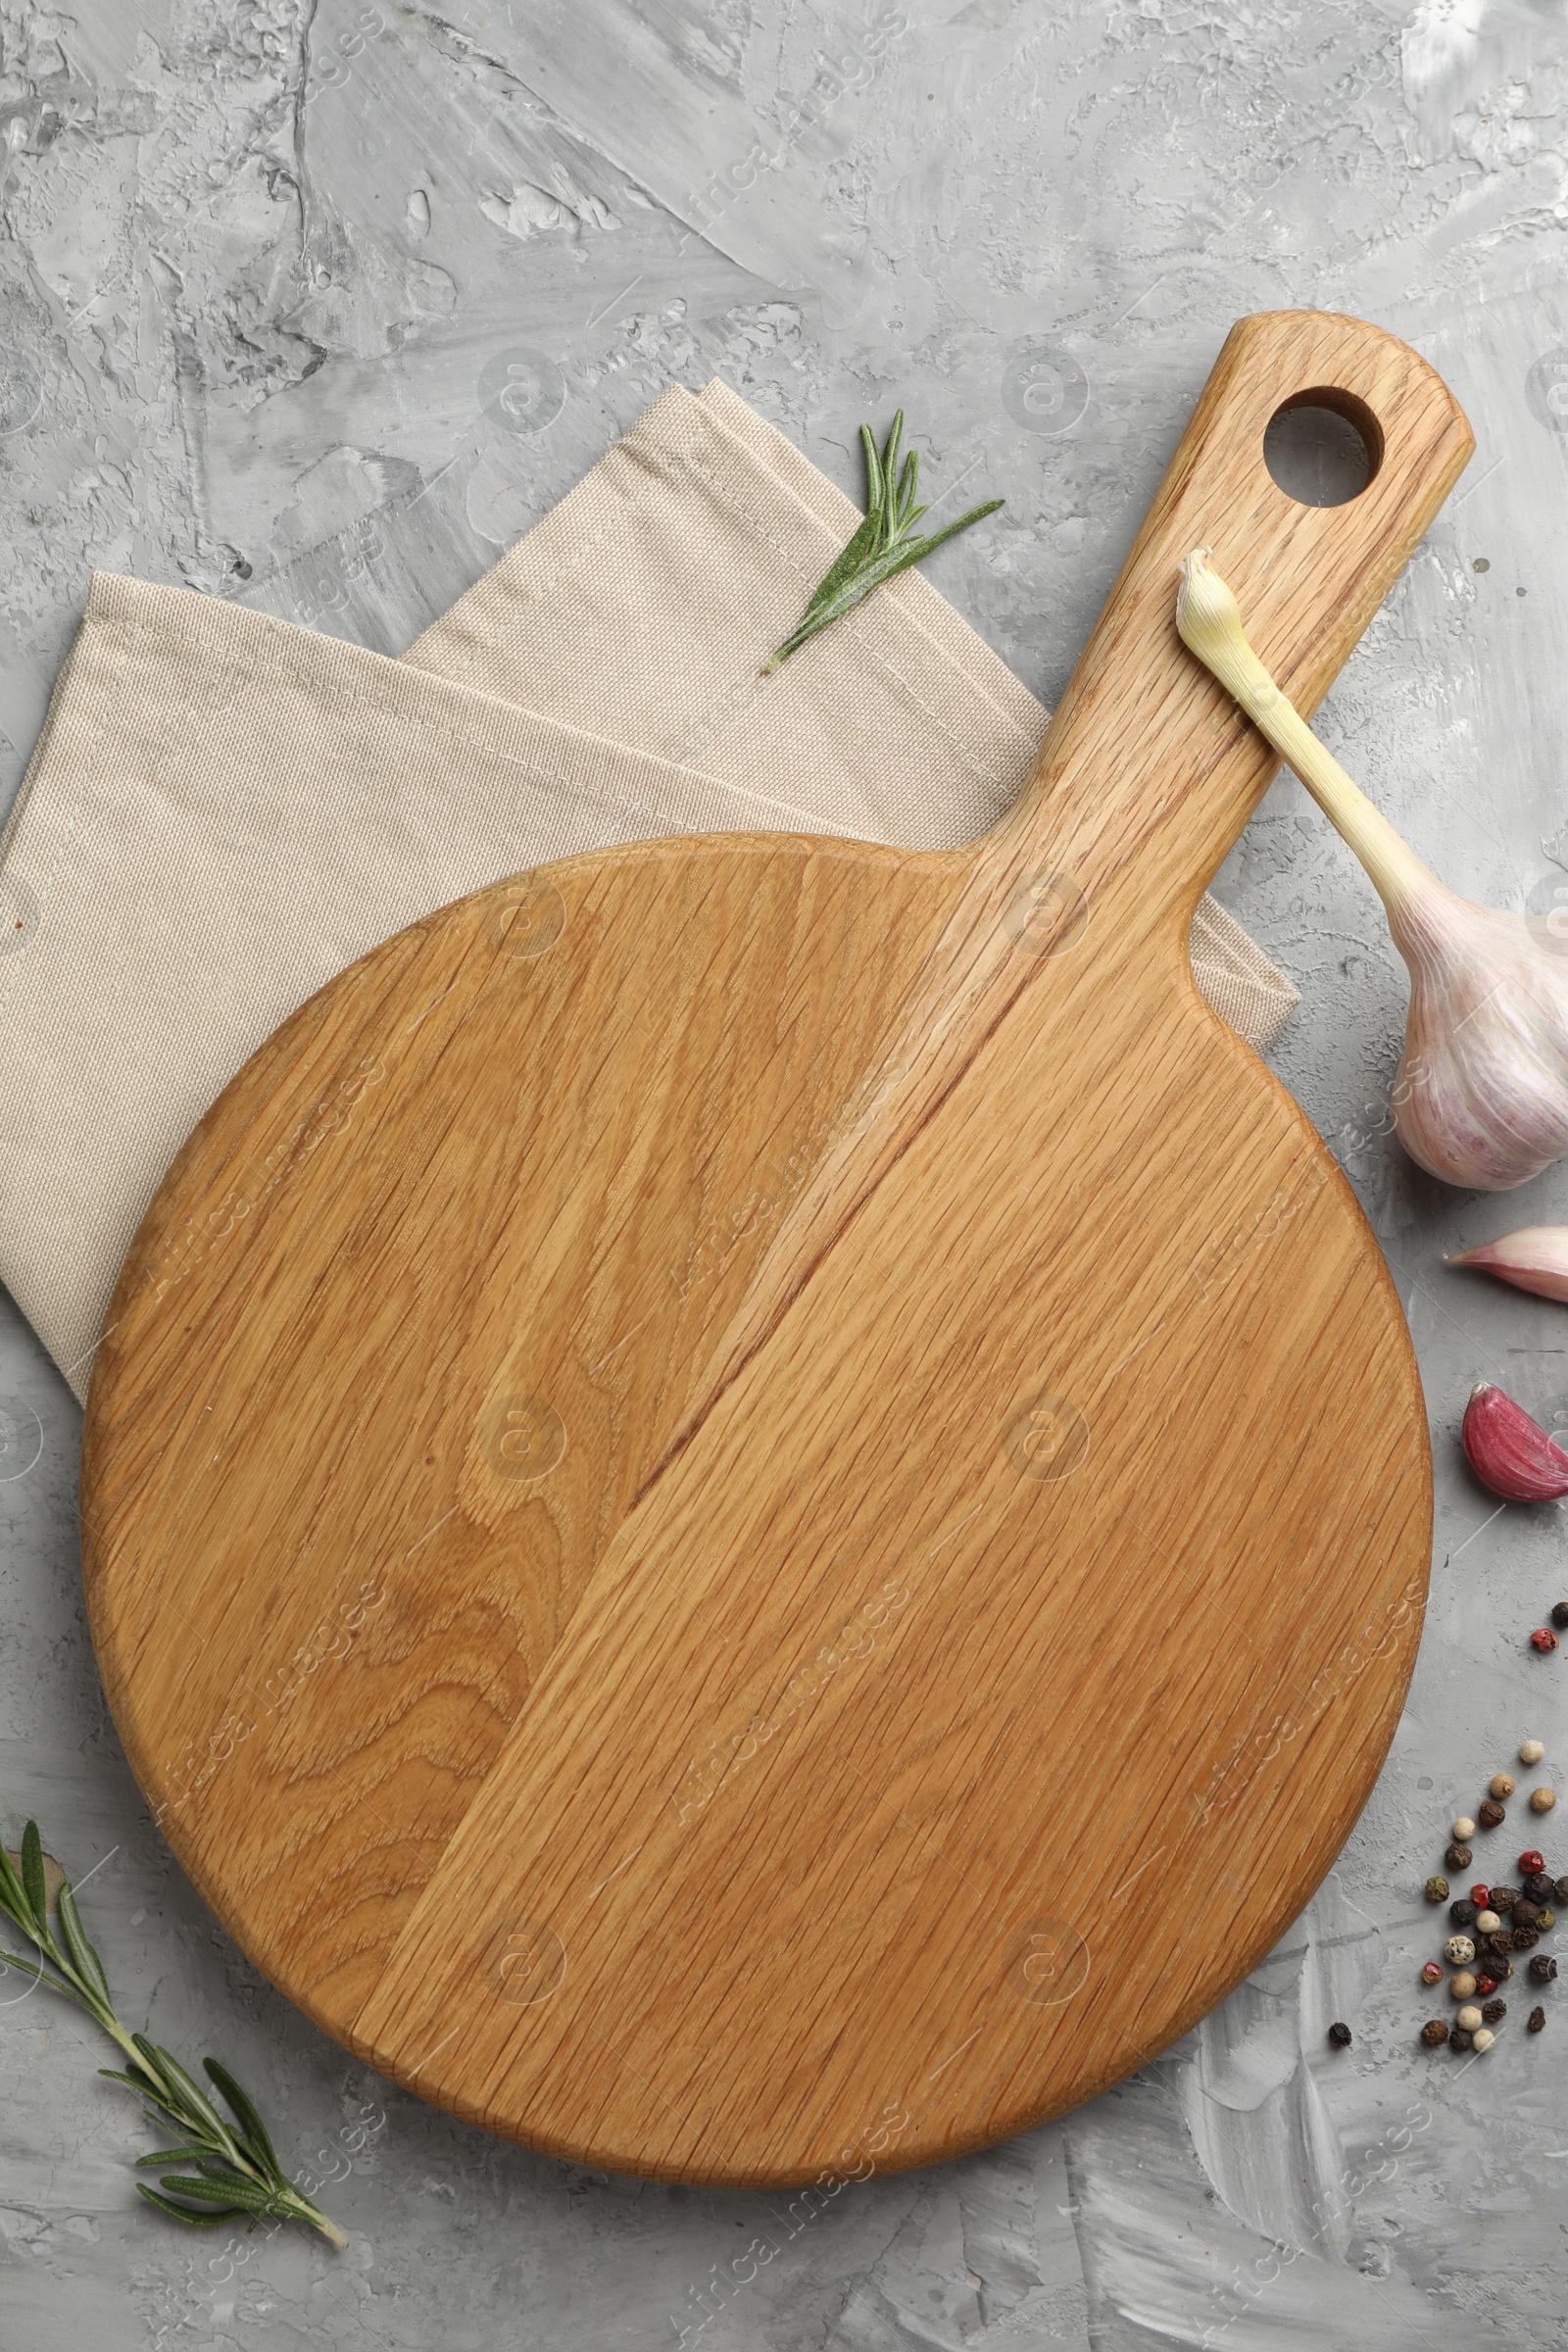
1447, 1226, 1568, 1302
1462, 1383, 1568, 1501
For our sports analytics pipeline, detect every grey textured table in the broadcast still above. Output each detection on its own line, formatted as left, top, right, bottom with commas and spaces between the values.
4, 4, 1568, 2345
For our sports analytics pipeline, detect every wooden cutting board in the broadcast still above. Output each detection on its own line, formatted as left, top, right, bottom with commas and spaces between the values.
81, 312, 1468, 2187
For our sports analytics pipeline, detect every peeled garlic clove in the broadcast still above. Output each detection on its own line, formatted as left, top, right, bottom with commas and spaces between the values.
1448, 1226, 1568, 1302
1462, 1383, 1568, 1501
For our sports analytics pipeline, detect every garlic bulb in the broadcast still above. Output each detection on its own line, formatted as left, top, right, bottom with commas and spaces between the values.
1447, 1225, 1568, 1301
1176, 551, 1568, 1191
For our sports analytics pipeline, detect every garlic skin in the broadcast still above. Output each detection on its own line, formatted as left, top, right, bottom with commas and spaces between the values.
1461, 1382, 1568, 1501
1447, 1225, 1568, 1301
1177, 551, 1568, 1191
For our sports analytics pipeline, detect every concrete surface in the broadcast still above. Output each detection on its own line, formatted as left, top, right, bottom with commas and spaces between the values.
4, 0, 1568, 2344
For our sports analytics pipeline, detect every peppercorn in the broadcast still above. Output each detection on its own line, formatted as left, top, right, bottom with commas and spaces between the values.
1532, 1786, 1557, 1813
1476, 1973, 1498, 1996
1496, 1959, 1515, 1981
1470, 1881, 1492, 1905
1475, 1909, 1501, 1934
1327, 2021, 1351, 2048
1421, 1959, 1444, 1984
1483, 1997, 1507, 2023
1490, 1930, 1516, 1957
1425, 1875, 1450, 1903
1472, 2028, 1496, 2053
1530, 1953, 1558, 1983
1532, 1628, 1559, 1652
1479, 1798, 1507, 1829
1444, 1934, 1476, 1964
1522, 1739, 1546, 1765
1515, 1895, 1542, 1928
1491, 1772, 1517, 1799
1514, 1926, 1541, 1951
1552, 1602, 1568, 1630
1556, 1875, 1568, 1902
1453, 1816, 1477, 1839
1530, 2005, 1546, 2032
1456, 2001, 1483, 2031
1451, 1972, 1478, 1998
1449, 1898, 1477, 1928
1421, 2017, 1449, 2046
1492, 1886, 1519, 1914
1449, 2026, 1474, 2051
1523, 1868, 1551, 1898
1538, 1906, 1556, 1931
1446, 1842, 1474, 1871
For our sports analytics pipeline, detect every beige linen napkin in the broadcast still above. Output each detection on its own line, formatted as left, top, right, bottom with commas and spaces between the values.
0, 379, 1296, 1401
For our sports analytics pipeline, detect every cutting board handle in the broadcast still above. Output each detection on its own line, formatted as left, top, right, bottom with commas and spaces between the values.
652, 312, 1472, 1465
991, 309, 1473, 928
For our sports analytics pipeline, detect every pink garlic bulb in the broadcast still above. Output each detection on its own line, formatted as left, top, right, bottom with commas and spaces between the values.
1448, 1225, 1568, 1300
1177, 551, 1568, 1191
1391, 887, 1568, 1189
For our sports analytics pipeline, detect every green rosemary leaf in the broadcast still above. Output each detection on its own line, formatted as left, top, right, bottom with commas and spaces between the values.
154, 2170, 279, 2215
57, 1883, 112, 2009
134, 2146, 223, 2169
203, 2057, 285, 2187
136, 2039, 232, 2146
136, 2185, 250, 2230
21, 1821, 46, 1927
762, 416, 1003, 675
894, 447, 919, 533
0, 1841, 33, 1936
1, 1942, 96, 2014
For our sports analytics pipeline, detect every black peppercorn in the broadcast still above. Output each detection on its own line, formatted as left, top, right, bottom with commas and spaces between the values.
1552, 1602, 1568, 1630
1515, 1926, 1542, 1951
1530, 2005, 1547, 2032
1530, 1953, 1558, 1983
1496, 1959, 1514, 1981
1515, 1895, 1542, 1928
1524, 1872, 1553, 1901
1446, 1842, 1474, 1870
1555, 1875, 1568, 1903
1483, 1997, 1507, 2023
1327, 2021, 1352, 2048
1491, 1886, 1518, 1914
1420, 2017, 1448, 2047
1479, 1798, 1507, 1830
1489, 1930, 1516, 1955
1449, 2025, 1474, 2050
1449, 1898, 1478, 1928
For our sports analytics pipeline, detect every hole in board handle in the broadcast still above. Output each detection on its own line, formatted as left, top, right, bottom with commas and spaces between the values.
1263, 387, 1383, 509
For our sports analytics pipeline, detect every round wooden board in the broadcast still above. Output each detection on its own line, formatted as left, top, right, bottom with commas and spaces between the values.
80, 311, 1463, 2183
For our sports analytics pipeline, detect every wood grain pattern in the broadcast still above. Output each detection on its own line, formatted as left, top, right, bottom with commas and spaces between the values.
80, 312, 1471, 2184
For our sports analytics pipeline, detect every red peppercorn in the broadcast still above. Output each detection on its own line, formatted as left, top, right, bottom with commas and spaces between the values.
1476, 1973, 1498, 1996
1471, 1883, 1492, 1905
1519, 1848, 1546, 1875
1531, 1628, 1558, 1652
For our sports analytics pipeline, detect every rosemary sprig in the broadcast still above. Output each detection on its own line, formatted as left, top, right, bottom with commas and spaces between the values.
0, 1817, 346, 2246
762, 411, 1003, 674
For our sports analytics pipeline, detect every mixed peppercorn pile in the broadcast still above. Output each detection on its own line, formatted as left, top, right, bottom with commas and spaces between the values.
1412, 1743, 1560, 2054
